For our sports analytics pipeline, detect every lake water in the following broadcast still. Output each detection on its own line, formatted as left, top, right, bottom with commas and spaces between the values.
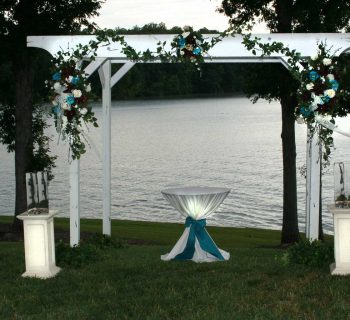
1, 97, 350, 233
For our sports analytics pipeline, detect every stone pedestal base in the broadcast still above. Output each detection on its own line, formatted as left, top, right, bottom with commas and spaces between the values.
330, 262, 350, 276
22, 265, 61, 279
328, 205, 350, 276
17, 210, 60, 279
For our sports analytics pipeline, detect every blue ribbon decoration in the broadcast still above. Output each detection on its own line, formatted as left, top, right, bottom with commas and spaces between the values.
174, 217, 225, 261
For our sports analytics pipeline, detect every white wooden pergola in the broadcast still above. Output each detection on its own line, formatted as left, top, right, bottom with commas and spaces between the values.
27, 33, 350, 246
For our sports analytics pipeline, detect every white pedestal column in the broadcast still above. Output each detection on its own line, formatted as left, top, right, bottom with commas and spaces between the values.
17, 211, 61, 279
328, 205, 350, 275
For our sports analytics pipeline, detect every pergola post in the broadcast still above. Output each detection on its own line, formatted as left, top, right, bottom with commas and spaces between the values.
99, 61, 135, 236
69, 159, 80, 246
100, 59, 112, 236
305, 126, 321, 241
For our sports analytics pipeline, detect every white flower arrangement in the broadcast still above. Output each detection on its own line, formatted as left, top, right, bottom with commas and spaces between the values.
297, 44, 341, 122
295, 42, 349, 162
47, 55, 98, 160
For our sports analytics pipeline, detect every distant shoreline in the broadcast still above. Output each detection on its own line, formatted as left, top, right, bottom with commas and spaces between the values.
92, 92, 246, 104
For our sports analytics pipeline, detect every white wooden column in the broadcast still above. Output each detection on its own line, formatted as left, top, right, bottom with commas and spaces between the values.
100, 60, 112, 235
68, 58, 106, 246
69, 159, 80, 246
305, 126, 321, 241
98, 61, 135, 236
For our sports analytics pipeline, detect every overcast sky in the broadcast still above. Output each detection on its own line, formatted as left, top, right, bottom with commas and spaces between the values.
92, 0, 269, 32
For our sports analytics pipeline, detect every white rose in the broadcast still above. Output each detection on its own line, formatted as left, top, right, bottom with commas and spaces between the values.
85, 84, 91, 92
306, 83, 314, 91
80, 108, 88, 115
76, 125, 83, 132
323, 58, 332, 66
61, 103, 70, 110
314, 95, 324, 105
72, 89, 82, 98
310, 103, 318, 111
62, 115, 68, 127
311, 55, 318, 61
325, 89, 336, 98
52, 100, 58, 106
310, 93, 323, 111
54, 82, 67, 94
53, 82, 62, 91
326, 74, 335, 81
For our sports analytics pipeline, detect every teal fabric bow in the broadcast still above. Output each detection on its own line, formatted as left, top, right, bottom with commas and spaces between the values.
174, 217, 225, 261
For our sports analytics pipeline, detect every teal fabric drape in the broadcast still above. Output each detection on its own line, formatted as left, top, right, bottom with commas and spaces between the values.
174, 217, 225, 261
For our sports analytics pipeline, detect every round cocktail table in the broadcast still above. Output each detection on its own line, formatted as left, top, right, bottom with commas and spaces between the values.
161, 186, 230, 262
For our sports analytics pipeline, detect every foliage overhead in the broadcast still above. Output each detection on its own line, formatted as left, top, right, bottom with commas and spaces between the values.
219, 0, 350, 32
0, 0, 103, 175
218, 0, 350, 165
218, 0, 350, 99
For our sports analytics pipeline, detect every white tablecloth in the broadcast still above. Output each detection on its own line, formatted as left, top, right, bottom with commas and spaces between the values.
161, 186, 230, 263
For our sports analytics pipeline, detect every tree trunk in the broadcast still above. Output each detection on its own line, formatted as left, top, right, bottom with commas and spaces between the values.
275, 0, 300, 245
280, 92, 300, 244
12, 52, 34, 232
275, 0, 293, 32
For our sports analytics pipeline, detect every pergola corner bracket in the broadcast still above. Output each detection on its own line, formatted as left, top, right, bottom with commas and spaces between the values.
84, 57, 107, 79
110, 61, 136, 88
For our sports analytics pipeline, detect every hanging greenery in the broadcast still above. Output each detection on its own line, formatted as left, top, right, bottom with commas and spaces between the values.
46, 27, 226, 159
47, 28, 349, 161
241, 35, 350, 163
295, 43, 349, 161
48, 54, 97, 159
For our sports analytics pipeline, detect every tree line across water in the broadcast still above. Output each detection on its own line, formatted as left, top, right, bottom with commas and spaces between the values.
0, 24, 250, 102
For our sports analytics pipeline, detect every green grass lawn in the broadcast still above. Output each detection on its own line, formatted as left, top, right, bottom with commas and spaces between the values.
1, 217, 349, 320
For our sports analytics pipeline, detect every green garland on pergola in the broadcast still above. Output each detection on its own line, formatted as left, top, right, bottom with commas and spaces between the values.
242, 34, 350, 163
46, 28, 350, 161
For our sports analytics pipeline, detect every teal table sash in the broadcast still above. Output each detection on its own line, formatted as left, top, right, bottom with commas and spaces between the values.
174, 217, 225, 261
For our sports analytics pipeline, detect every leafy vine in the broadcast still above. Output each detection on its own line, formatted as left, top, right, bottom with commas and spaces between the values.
241, 34, 350, 163
47, 27, 226, 159
47, 29, 349, 162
